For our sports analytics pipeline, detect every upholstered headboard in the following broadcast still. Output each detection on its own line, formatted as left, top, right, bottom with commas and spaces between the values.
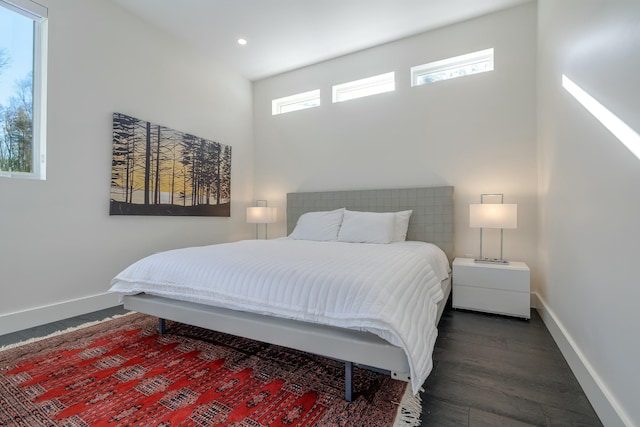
286, 186, 454, 261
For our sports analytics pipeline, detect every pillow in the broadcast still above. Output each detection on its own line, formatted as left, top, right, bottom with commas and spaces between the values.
289, 208, 345, 241
392, 210, 413, 242
338, 210, 396, 244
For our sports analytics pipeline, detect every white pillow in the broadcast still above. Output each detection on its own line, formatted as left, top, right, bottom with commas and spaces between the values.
338, 210, 396, 244
289, 208, 345, 241
392, 210, 413, 242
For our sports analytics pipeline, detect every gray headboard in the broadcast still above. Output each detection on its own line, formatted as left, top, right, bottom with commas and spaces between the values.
287, 186, 454, 261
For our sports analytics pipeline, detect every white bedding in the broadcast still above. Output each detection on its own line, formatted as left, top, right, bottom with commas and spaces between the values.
109, 238, 449, 394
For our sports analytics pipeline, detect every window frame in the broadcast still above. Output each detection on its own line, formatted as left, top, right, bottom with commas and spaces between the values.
410, 48, 494, 87
0, 0, 48, 180
332, 72, 395, 103
272, 89, 320, 116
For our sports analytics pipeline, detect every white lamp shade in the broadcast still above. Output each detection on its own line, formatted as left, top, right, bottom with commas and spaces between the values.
469, 204, 517, 229
246, 207, 277, 224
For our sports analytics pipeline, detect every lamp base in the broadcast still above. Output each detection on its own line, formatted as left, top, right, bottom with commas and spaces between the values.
474, 258, 510, 265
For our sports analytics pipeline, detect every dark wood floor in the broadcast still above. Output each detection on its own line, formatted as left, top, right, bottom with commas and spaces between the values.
0, 306, 602, 426
0, 306, 130, 348
421, 307, 602, 426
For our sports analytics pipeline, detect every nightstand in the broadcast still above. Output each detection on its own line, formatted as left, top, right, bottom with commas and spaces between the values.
452, 257, 530, 319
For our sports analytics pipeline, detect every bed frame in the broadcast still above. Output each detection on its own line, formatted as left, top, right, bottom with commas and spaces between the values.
123, 186, 454, 401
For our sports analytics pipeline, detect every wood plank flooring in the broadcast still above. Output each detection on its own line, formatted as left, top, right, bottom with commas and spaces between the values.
421, 307, 602, 426
0, 305, 602, 426
0, 306, 129, 348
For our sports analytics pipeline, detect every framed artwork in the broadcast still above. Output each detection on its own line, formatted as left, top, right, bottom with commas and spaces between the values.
110, 113, 231, 216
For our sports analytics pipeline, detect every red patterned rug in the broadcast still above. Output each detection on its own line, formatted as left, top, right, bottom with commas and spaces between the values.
0, 313, 422, 426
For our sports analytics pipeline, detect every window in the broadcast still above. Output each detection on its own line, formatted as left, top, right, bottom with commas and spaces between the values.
0, 0, 47, 179
332, 72, 395, 103
272, 89, 320, 115
411, 48, 494, 87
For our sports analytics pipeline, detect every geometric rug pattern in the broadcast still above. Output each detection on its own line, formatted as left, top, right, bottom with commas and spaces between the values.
0, 313, 417, 426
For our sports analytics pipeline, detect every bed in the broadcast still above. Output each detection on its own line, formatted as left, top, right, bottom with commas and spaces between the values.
110, 186, 454, 401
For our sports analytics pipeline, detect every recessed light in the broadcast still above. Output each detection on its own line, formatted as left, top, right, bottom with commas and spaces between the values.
237, 38, 247, 46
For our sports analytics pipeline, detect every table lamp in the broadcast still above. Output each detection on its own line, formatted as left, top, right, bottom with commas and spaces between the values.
247, 200, 277, 239
469, 194, 517, 263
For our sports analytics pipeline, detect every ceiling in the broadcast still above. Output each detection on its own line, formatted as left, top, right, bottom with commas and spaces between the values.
111, 0, 532, 81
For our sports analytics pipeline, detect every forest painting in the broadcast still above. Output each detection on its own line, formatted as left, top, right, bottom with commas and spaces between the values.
110, 113, 231, 216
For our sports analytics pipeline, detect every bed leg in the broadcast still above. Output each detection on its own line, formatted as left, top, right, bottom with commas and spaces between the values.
345, 361, 353, 402
159, 318, 166, 335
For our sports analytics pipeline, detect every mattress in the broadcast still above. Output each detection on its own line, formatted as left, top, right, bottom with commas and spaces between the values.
109, 238, 450, 393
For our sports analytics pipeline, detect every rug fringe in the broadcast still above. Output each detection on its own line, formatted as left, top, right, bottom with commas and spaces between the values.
392, 386, 424, 427
0, 312, 134, 352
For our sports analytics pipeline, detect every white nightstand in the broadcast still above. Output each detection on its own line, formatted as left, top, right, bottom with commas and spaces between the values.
452, 257, 530, 319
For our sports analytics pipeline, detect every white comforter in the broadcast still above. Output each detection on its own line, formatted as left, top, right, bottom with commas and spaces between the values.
109, 238, 449, 394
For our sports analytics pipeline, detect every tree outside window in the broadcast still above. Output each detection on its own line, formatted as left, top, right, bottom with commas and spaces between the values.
0, 0, 47, 179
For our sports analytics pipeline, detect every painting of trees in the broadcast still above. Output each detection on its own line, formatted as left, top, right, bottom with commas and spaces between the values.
110, 112, 231, 216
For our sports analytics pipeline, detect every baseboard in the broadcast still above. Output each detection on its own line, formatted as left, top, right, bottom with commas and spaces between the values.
0, 292, 121, 336
532, 293, 631, 427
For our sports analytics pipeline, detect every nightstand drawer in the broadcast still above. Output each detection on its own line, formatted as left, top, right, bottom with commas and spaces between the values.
452, 258, 531, 319
453, 264, 529, 293
453, 285, 530, 318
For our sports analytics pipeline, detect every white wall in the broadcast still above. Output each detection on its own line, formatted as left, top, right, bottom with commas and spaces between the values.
537, 0, 640, 425
0, 0, 254, 332
253, 4, 538, 279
